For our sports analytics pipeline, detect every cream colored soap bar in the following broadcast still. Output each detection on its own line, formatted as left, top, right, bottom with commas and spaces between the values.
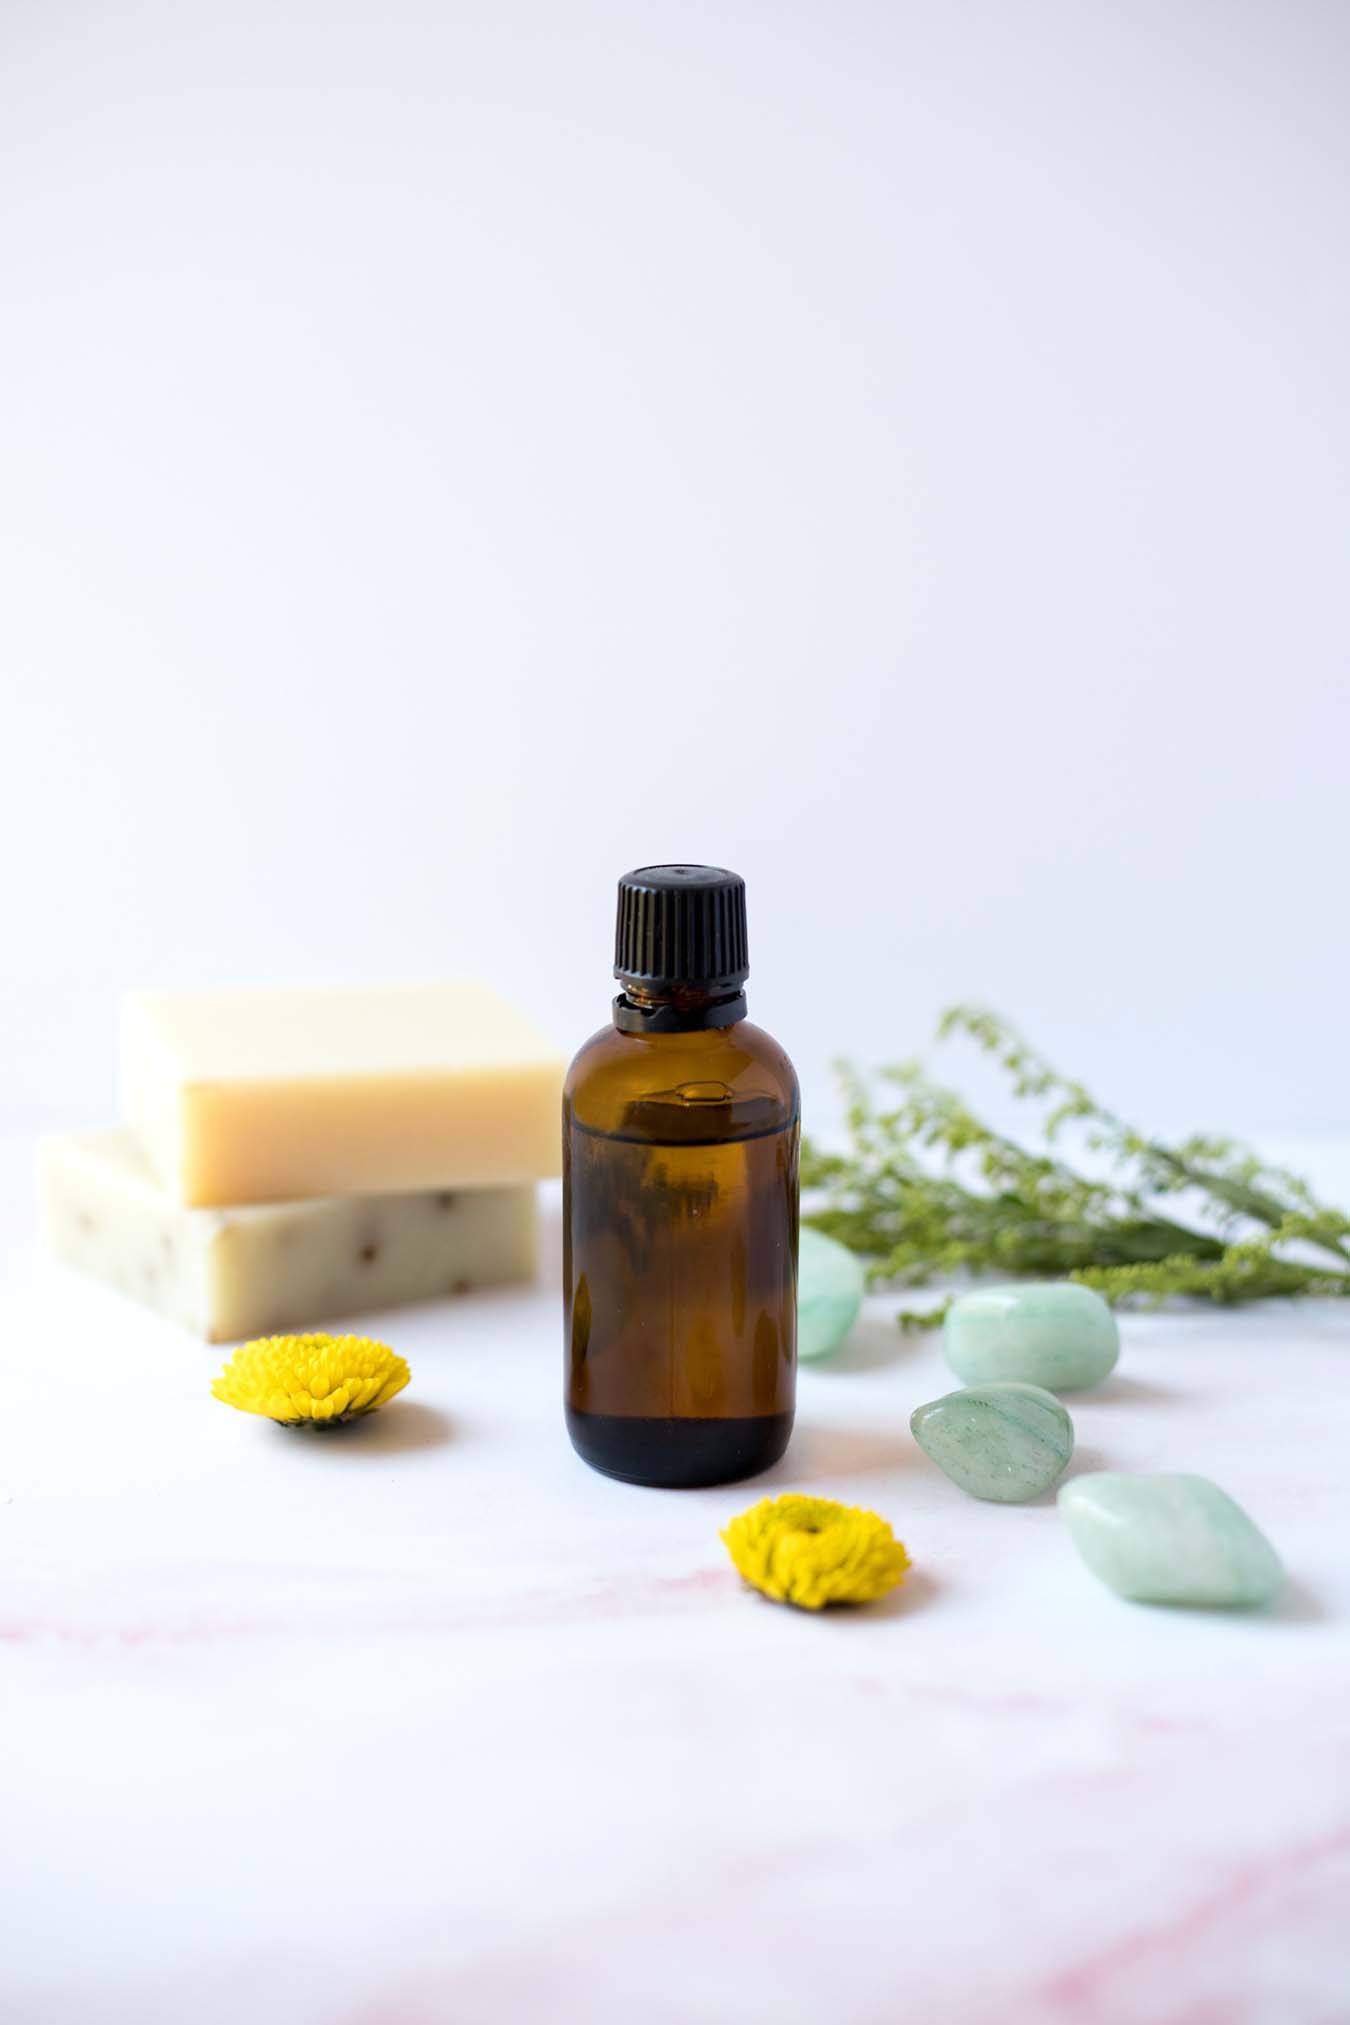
41, 1130, 538, 1343
122, 981, 564, 1206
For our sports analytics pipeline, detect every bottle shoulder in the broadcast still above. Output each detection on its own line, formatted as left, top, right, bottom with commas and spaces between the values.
565, 1016, 798, 1140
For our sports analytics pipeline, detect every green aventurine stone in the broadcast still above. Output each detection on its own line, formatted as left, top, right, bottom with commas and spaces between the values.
910, 1382, 1074, 1502
1059, 1472, 1284, 1608
797, 1226, 866, 1360
944, 1281, 1119, 1393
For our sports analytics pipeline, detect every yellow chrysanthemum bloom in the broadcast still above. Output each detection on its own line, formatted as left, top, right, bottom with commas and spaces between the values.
722, 1494, 910, 1611
212, 1333, 410, 1427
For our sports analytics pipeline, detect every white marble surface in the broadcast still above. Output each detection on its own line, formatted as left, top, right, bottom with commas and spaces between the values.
3, 1142, 1348, 2024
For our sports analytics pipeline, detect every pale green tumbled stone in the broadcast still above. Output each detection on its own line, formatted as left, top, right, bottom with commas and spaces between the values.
910, 1381, 1074, 1503
1059, 1472, 1283, 1608
944, 1281, 1118, 1393
797, 1226, 866, 1360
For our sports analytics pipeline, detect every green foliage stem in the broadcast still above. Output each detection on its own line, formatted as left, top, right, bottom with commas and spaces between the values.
802, 1007, 1350, 1326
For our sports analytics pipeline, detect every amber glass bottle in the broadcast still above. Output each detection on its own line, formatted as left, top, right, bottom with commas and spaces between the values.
563, 865, 799, 1488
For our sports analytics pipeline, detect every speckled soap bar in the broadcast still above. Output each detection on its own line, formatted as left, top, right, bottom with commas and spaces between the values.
40, 1129, 537, 1343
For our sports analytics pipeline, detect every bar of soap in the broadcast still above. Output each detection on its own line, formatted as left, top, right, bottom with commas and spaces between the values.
122, 981, 564, 1205
40, 1129, 538, 1342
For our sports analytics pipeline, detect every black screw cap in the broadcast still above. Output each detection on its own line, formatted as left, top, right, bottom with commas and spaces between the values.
614, 864, 749, 991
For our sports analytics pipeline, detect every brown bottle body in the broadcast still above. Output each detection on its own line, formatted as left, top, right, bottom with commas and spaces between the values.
563, 1010, 799, 1487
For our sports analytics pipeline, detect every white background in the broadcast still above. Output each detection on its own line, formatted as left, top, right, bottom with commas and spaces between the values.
4, 15, 1350, 2020
3, 0, 1349, 1140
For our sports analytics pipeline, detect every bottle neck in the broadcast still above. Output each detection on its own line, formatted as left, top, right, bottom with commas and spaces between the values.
612, 981, 748, 1034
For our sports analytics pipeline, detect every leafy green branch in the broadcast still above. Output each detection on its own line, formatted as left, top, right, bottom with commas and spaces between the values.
801, 1007, 1350, 1326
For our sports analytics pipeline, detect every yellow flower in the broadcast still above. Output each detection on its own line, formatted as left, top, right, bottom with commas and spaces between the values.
212, 1333, 410, 1427
722, 1494, 910, 1611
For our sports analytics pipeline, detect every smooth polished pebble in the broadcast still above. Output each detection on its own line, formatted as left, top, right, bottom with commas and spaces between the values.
1059, 1471, 1284, 1608
944, 1281, 1119, 1393
797, 1226, 866, 1360
910, 1381, 1074, 1502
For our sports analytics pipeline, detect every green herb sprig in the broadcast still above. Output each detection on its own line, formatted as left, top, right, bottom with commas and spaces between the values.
801, 1006, 1350, 1327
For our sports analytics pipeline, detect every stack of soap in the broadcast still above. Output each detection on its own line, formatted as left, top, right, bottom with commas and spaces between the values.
42, 982, 565, 1341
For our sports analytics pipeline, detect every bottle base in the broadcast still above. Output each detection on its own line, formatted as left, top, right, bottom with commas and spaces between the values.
566, 1408, 794, 1489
